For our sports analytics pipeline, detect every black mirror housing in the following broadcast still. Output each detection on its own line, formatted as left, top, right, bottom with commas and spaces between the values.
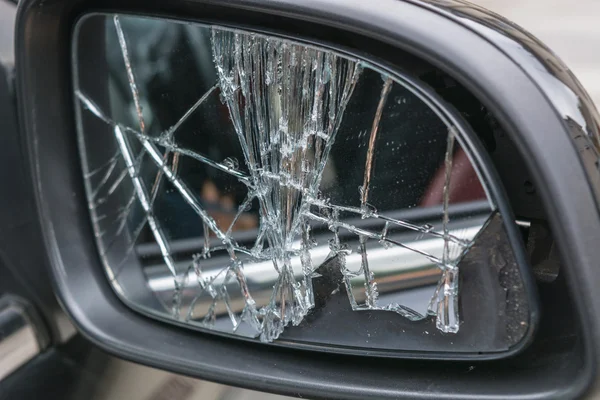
14, 0, 600, 398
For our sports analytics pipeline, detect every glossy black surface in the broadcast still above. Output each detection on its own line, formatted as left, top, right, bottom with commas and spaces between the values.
417, 0, 600, 209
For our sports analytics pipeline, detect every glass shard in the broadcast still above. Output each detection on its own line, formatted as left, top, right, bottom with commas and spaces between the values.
210, 29, 363, 340
73, 14, 498, 344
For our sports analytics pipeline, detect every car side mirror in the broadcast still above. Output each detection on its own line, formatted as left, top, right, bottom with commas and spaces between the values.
14, 0, 600, 398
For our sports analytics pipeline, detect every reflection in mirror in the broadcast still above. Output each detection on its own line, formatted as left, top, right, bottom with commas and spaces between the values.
73, 14, 526, 351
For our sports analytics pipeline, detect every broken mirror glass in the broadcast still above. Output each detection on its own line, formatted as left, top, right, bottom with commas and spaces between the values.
72, 14, 532, 355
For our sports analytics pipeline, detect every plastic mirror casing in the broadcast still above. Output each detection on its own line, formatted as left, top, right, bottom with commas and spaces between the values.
15, 0, 600, 398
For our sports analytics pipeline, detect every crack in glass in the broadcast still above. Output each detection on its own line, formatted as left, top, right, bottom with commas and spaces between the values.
75, 17, 494, 342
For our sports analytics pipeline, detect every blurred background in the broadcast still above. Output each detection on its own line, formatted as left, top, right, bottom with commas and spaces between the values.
477, 0, 600, 107
0, 0, 598, 399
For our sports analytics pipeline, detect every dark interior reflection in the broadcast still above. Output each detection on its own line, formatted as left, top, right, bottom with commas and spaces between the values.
104, 18, 487, 243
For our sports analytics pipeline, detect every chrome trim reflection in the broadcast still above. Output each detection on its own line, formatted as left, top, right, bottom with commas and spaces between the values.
144, 222, 485, 320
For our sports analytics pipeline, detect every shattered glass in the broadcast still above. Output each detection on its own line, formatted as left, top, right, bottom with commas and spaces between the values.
73, 14, 496, 343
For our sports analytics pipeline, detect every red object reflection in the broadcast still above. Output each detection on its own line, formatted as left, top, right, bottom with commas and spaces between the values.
420, 148, 486, 206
